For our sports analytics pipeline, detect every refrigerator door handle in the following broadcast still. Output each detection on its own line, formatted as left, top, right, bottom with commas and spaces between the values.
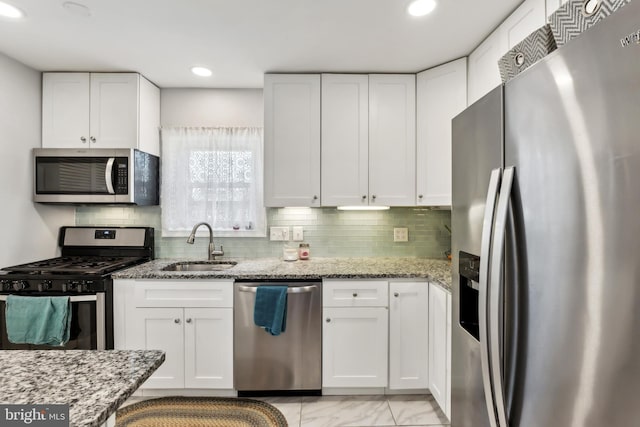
489, 166, 515, 427
479, 167, 502, 427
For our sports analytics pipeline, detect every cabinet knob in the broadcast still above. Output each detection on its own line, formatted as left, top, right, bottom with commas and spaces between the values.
80, 136, 87, 143
174, 318, 181, 324
313, 195, 318, 201
90, 136, 96, 143
394, 292, 399, 298
352, 293, 358, 297
326, 318, 331, 323
371, 195, 376, 200
186, 318, 192, 324
362, 195, 367, 200
418, 194, 423, 199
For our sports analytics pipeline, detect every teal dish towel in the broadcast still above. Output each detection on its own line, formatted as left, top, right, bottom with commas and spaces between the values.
5, 295, 72, 346
254, 286, 288, 336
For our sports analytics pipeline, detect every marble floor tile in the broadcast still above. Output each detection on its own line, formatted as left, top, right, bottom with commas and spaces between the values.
300, 395, 396, 427
387, 395, 450, 426
254, 396, 303, 427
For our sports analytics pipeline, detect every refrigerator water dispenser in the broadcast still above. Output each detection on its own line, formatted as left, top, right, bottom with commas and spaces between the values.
459, 251, 481, 340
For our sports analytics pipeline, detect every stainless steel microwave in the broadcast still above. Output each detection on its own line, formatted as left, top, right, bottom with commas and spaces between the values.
33, 148, 159, 205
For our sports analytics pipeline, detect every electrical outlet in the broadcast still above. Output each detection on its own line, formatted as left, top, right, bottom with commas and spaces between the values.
394, 227, 409, 242
292, 226, 304, 241
269, 226, 290, 241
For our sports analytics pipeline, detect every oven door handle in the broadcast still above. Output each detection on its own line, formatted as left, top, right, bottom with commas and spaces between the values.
0, 295, 98, 302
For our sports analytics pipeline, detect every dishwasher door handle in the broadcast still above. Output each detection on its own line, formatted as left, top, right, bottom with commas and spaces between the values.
237, 285, 318, 294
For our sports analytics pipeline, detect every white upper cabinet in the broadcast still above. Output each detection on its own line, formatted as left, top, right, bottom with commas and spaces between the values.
321, 74, 369, 207
546, 0, 569, 18
416, 59, 467, 207
368, 74, 416, 207
42, 72, 160, 155
467, 0, 546, 105
264, 74, 321, 207
501, 0, 547, 50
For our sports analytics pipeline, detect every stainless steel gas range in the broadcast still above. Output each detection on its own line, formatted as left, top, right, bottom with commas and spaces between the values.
0, 226, 154, 350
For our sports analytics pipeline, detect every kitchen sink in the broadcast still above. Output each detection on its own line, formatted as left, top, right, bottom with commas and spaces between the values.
162, 261, 237, 271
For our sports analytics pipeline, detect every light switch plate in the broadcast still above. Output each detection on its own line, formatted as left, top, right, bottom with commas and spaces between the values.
394, 227, 409, 242
270, 226, 290, 241
292, 226, 304, 241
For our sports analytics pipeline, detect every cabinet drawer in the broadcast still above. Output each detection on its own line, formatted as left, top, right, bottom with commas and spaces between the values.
133, 280, 233, 308
323, 280, 388, 307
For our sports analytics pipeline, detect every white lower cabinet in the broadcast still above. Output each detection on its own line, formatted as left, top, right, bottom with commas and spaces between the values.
114, 279, 234, 390
389, 281, 429, 389
322, 279, 430, 391
429, 283, 452, 418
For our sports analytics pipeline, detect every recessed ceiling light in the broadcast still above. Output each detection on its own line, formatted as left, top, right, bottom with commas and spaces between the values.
407, 0, 437, 17
0, 1, 25, 19
191, 67, 213, 77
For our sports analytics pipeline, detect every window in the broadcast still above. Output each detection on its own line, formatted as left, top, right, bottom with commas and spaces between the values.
160, 127, 265, 237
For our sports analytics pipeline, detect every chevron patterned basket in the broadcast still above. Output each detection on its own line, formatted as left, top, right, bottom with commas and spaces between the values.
498, 25, 557, 83
550, 0, 632, 47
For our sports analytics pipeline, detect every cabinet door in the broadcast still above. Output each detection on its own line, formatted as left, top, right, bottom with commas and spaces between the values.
467, 30, 506, 106
501, 0, 546, 50
264, 74, 321, 207
321, 74, 369, 207
130, 307, 184, 389
184, 308, 233, 389
389, 281, 429, 389
416, 59, 467, 207
322, 307, 388, 388
42, 73, 90, 148
546, 0, 569, 18
445, 291, 452, 419
428, 284, 449, 412
89, 73, 139, 149
368, 74, 416, 206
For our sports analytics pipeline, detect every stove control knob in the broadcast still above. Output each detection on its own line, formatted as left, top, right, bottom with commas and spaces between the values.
38, 281, 52, 292
0, 280, 10, 291
12, 281, 28, 291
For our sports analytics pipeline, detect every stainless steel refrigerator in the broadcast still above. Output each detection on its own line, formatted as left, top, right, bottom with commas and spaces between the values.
451, 2, 640, 426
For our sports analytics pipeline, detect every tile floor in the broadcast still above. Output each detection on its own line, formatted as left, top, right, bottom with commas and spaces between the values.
122, 394, 450, 427
254, 394, 450, 427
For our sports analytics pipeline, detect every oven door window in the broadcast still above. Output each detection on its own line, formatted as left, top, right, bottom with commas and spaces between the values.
0, 297, 99, 350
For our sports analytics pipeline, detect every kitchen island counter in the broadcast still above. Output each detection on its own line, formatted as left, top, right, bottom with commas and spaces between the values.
113, 257, 452, 290
0, 350, 165, 427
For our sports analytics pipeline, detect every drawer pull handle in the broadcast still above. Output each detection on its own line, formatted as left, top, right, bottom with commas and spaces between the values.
174, 318, 181, 324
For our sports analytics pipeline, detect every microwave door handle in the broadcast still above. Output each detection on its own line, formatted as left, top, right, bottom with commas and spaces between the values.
105, 158, 116, 195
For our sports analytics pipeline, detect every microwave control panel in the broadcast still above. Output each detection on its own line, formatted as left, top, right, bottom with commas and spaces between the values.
115, 158, 128, 194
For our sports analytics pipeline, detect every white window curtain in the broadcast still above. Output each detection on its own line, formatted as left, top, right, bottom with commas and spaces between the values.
160, 126, 266, 237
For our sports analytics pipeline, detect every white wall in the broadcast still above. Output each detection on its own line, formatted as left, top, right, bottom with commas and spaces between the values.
0, 52, 74, 266
161, 88, 263, 127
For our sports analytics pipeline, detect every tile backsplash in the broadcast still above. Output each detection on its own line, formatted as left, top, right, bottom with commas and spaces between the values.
75, 206, 451, 259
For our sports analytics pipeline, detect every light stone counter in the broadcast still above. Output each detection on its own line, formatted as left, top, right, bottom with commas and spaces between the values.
0, 350, 164, 427
113, 257, 452, 291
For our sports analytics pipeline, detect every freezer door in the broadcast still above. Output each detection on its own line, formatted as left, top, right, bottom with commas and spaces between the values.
504, 2, 640, 426
451, 86, 502, 427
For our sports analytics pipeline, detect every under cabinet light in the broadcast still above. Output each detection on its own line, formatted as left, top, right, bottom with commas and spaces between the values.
337, 206, 390, 211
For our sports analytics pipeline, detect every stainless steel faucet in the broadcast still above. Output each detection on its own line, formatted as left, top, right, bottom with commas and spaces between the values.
187, 222, 224, 260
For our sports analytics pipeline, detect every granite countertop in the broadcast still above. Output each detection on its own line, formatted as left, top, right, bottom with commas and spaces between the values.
113, 257, 452, 291
0, 350, 165, 427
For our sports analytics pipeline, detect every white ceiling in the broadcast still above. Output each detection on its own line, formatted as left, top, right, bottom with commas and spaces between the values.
0, 0, 522, 88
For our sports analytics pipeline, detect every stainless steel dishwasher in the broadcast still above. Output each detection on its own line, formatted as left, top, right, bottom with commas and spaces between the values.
233, 280, 322, 394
